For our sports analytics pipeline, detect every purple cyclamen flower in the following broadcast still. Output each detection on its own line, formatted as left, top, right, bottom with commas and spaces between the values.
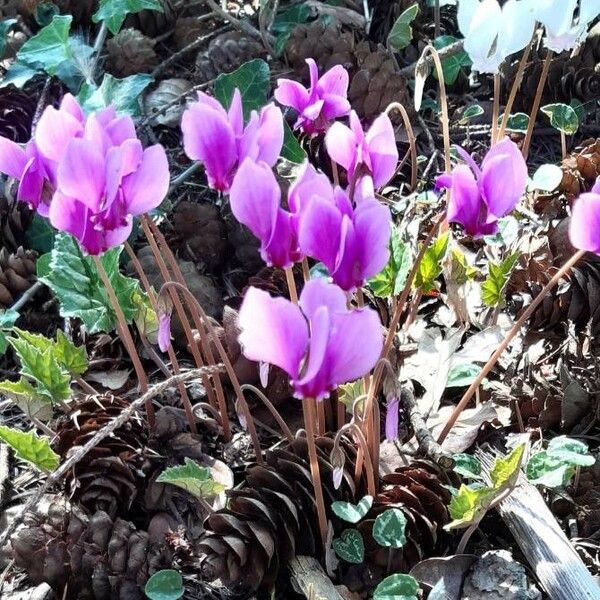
238, 279, 383, 401
274, 58, 351, 134
298, 178, 391, 291
435, 137, 527, 238
569, 179, 600, 253
385, 396, 400, 442
325, 110, 398, 189
181, 89, 284, 192
229, 159, 302, 268
158, 312, 172, 352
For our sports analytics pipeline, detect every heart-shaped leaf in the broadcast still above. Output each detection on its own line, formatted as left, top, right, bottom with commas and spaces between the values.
459, 104, 484, 124
541, 103, 579, 135
453, 454, 483, 479
144, 569, 184, 600
387, 3, 419, 51
497, 112, 530, 134
331, 495, 373, 523
547, 436, 595, 466
332, 529, 364, 564
373, 508, 407, 548
529, 163, 563, 192
373, 573, 419, 600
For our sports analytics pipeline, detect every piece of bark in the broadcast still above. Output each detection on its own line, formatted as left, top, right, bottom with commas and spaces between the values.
289, 556, 345, 600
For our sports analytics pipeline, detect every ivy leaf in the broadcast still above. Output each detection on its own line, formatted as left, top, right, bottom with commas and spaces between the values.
93, 0, 164, 35
332, 529, 365, 564
0, 425, 59, 471
214, 59, 270, 121
78, 73, 154, 117
41, 234, 140, 334
387, 3, 419, 51
481, 252, 520, 308
373, 508, 407, 548
373, 573, 419, 600
414, 232, 449, 293
272, 4, 312, 57
529, 163, 563, 192
156, 457, 226, 499
0, 378, 53, 422
369, 227, 412, 298
281, 120, 306, 163
446, 484, 495, 529
453, 454, 483, 479
433, 35, 471, 85
144, 569, 184, 600
490, 444, 525, 489
331, 495, 373, 524
0, 309, 19, 355
541, 103, 579, 136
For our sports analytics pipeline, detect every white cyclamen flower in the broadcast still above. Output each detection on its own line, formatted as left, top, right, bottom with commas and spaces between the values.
458, 0, 537, 74
536, 0, 600, 53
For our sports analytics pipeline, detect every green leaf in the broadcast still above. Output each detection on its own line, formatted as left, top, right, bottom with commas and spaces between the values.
337, 379, 365, 415
387, 3, 419, 51
453, 454, 483, 479
272, 4, 312, 56
41, 234, 140, 334
156, 457, 225, 499
144, 569, 184, 600
93, 0, 164, 35
490, 444, 525, 489
497, 112, 530, 134
35, 2, 60, 26
214, 59, 270, 121
373, 508, 407, 548
433, 35, 471, 85
481, 252, 520, 308
0, 309, 19, 355
133, 290, 159, 345
526, 451, 575, 488
332, 529, 365, 564
78, 73, 154, 117
0, 378, 53, 421
446, 363, 482, 388
0, 425, 59, 471
331, 495, 373, 524
369, 227, 412, 298
446, 484, 495, 529
25, 214, 56, 254
54, 330, 88, 375
0, 19, 17, 58
16, 15, 72, 75
281, 120, 306, 163
459, 104, 484, 124
547, 436, 595, 467
373, 573, 420, 600
541, 103, 579, 135
414, 232, 449, 293
9, 336, 71, 401
570, 98, 585, 125
529, 163, 563, 192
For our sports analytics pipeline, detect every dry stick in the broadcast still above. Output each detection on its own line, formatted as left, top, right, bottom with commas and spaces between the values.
522, 50, 554, 160
124, 242, 197, 433
0, 367, 223, 550
241, 384, 294, 443
160, 281, 263, 464
303, 397, 328, 553
92, 256, 155, 428
497, 38, 534, 139
385, 102, 418, 191
145, 220, 233, 442
491, 73, 501, 144
437, 249, 586, 444
139, 218, 221, 419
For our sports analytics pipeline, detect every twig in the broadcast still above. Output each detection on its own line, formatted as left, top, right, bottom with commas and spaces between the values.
0, 366, 223, 550
10, 281, 44, 312
30, 79, 52, 136
204, 0, 272, 44
169, 162, 202, 195
90, 22, 108, 82
399, 40, 464, 76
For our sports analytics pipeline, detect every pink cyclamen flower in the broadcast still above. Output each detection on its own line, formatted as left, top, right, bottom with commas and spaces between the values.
158, 312, 172, 352
181, 89, 284, 192
298, 178, 391, 291
435, 137, 527, 238
569, 179, 600, 253
238, 279, 383, 401
274, 58, 351, 134
325, 110, 398, 189
229, 158, 302, 268
385, 396, 400, 442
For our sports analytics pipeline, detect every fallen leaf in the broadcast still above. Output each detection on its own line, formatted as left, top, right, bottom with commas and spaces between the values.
410, 554, 478, 599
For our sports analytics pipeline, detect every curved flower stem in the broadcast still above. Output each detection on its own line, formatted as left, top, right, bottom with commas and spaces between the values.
522, 49, 554, 161
241, 384, 294, 443
124, 242, 197, 433
497, 38, 534, 140
334, 423, 376, 496
385, 102, 418, 190
561, 131, 568, 160
139, 217, 220, 417
159, 281, 263, 463
285, 267, 299, 304
491, 73, 501, 144
437, 249, 586, 444
302, 397, 328, 553
92, 255, 154, 428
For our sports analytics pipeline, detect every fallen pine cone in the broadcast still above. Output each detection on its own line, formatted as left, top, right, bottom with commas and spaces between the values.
0, 246, 37, 309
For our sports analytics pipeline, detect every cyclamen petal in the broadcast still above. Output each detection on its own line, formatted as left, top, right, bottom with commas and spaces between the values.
0, 137, 27, 178
385, 396, 400, 442
569, 192, 600, 253
158, 313, 172, 352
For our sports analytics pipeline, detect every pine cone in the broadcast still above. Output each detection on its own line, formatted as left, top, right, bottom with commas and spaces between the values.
10, 498, 171, 599
195, 31, 267, 83
559, 138, 600, 200
106, 29, 159, 77
171, 201, 227, 272
0, 85, 36, 143
54, 394, 147, 518
226, 217, 263, 276
359, 460, 454, 573
123, 0, 178, 37
199, 436, 361, 594
0, 195, 33, 253
0, 246, 37, 309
